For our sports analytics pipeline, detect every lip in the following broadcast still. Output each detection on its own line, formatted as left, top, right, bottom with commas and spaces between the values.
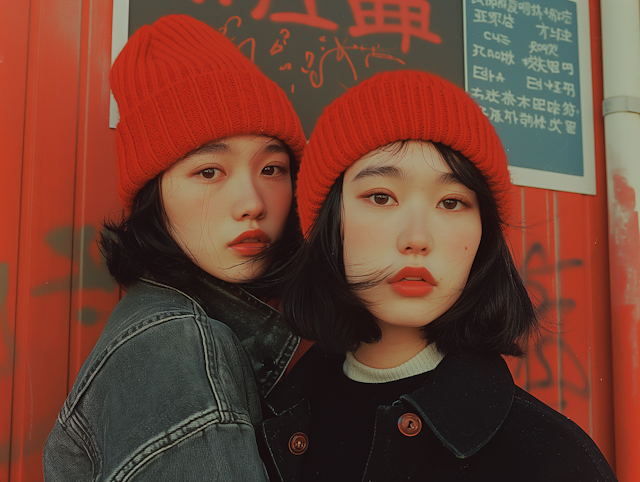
389, 267, 436, 297
229, 229, 270, 256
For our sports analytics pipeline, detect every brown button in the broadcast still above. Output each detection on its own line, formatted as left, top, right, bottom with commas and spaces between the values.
288, 432, 309, 455
397, 413, 422, 437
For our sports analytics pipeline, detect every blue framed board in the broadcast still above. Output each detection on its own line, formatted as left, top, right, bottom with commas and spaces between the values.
464, 0, 595, 194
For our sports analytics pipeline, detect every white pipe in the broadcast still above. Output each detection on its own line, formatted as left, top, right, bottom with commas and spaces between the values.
601, 1, 640, 480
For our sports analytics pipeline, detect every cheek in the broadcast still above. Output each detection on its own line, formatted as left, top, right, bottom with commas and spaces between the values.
167, 191, 209, 231
162, 179, 192, 235
342, 214, 364, 278
343, 214, 387, 277
266, 183, 293, 222
162, 183, 220, 256
446, 226, 482, 286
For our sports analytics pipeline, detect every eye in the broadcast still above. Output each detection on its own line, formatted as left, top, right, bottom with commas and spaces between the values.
439, 198, 463, 210
199, 168, 220, 180
262, 165, 285, 176
367, 193, 396, 206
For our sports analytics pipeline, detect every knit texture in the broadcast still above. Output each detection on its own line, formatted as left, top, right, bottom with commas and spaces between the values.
297, 70, 511, 234
110, 14, 306, 208
343, 343, 444, 383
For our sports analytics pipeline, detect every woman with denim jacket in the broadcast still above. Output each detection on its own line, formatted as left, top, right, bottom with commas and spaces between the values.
259, 70, 617, 481
43, 15, 308, 481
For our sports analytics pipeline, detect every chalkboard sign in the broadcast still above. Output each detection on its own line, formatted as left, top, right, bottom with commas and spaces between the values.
464, 0, 595, 194
110, 0, 464, 138
110, 0, 594, 194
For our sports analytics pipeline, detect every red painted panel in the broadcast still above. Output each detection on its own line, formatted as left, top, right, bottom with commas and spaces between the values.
507, 188, 607, 438
4, 0, 122, 480
67, 0, 120, 385
0, 1, 30, 480
570, 0, 615, 468
521, 188, 561, 409
610, 174, 640, 482
555, 191, 591, 429
9, 0, 82, 480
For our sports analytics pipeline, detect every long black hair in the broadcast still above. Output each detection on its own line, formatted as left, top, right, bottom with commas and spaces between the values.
281, 141, 538, 357
100, 153, 302, 299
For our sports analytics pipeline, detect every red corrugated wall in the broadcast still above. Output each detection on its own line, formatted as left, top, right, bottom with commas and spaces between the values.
0, 0, 617, 481
1, 0, 120, 480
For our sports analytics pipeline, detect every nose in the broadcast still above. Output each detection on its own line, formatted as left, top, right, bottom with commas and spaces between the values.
397, 208, 432, 255
231, 179, 266, 221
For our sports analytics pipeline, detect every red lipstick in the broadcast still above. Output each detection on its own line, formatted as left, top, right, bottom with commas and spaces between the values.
388, 267, 436, 297
229, 229, 270, 256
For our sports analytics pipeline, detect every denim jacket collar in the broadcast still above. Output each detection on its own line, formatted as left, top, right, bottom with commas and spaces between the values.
263, 346, 514, 457
143, 276, 300, 398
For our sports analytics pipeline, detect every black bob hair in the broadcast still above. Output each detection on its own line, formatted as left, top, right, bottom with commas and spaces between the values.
281, 141, 539, 357
99, 153, 302, 299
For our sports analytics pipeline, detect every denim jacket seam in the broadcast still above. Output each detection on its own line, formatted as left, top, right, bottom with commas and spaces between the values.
193, 312, 230, 420
194, 309, 258, 424
48, 280, 270, 481
57, 410, 101, 479
143, 278, 300, 399
108, 407, 251, 482
140, 278, 204, 309
61, 313, 196, 420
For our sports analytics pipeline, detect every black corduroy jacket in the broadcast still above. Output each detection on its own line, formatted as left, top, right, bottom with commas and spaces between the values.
260, 346, 617, 482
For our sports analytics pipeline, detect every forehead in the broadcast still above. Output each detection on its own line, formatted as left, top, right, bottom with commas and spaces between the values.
344, 141, 451, 182
188, 135, 287, 156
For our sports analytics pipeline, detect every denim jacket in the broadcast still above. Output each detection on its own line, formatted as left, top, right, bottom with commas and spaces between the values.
43, 277, 299, 481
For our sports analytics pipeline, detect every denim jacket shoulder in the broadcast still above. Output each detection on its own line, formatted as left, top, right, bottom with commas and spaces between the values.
44, 279, 297, 482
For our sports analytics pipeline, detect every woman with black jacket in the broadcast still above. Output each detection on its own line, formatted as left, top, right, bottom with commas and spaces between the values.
259, 70, 617, 482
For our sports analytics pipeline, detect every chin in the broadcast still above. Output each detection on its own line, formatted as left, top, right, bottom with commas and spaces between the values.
372, 312, 433, 330
222, 264, 267, 284
372, 303, 445, 326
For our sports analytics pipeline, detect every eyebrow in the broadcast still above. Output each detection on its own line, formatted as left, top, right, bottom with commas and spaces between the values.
189, 139, 288, 157
351, 166, 463, 184
189, 141, 229, 156
352, 165, 404, 182
261, 141, 288, 155
436, 171, 464, 186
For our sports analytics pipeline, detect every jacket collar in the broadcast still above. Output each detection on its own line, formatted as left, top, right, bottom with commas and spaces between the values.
141, 276, 300, 398
263, 345, 343, 416
402, 351, 514, 458
263, 346, 514, 458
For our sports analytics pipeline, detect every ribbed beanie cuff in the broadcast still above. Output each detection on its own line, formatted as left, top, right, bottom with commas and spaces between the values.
110, 15, 306, 209
297, 70, 511, 235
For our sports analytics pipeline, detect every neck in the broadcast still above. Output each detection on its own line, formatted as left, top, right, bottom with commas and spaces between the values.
353, 324, 428, 369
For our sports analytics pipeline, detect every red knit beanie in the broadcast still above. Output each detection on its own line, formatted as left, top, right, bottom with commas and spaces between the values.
297, 70, 511, 235
110, 14, 306, 209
